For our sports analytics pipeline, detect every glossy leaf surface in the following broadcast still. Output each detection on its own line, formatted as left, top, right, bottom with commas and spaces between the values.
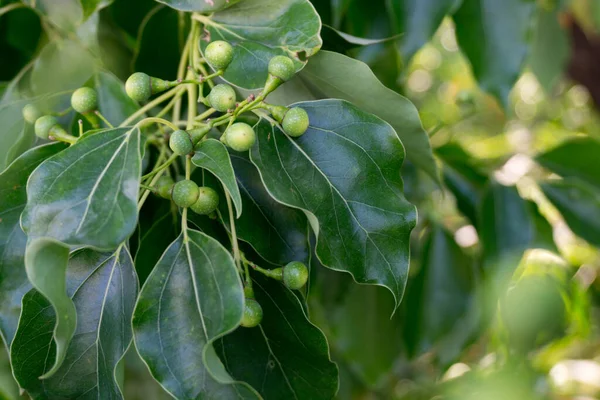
155, 0, 241, 12
0, 143, 65, 348
536, 137, 600, 187
201, 0, 322, 89
22, 127, 142, 250
12, 247, 138, 398
217, 274, 338, 399
133, 229, 259, 399
95, 71, 141, 126
250, 100, 416, 309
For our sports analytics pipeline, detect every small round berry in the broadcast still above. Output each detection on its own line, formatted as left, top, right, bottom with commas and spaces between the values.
204, 40, 234, 71
34, 115, 59, 140
171, 180, 199, 208
190, 187, 219, 215
126, 72, 152, 103
169, 130, 193, 155
240, 298, 263, 328
156, 175, 174, 199
22, 104, 42, 124
282, 261, 308, 290
71, 87, 98, 114
268, 56, 296, 81
207, 84, 236, 112
225, 123, 256, 152
282, 107, 309, 137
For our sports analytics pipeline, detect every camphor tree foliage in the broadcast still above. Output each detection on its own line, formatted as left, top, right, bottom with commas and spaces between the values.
1, 0, 600, 398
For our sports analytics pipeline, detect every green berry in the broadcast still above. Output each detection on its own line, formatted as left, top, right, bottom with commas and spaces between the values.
240, 298, 263, 328
282, 107, 309, 137
169, 130, 193, 155
126, 72, 152, 102
282, 261, 308, 290
34, 115, 58, 140
204, 40, 234, 70
71, 87, 98, 114
207, 84, 236, 112
171, 180, 199, 208
190, 187, 219, 215
268, 56, 296, 81
156, 175, 174, 199
225, 123, 256, 152
22, 104, 42, 124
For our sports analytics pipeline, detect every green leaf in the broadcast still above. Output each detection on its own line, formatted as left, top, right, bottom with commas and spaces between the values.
11, 247, 138, 398
311, 269, 401, 388
528, 6, 569, 93
0, 99, 28, 171
250, 100, 416, 309
387, 0, 462, 63
22, 237, 73, 379
22, 127, 142, 250
403, 225, 476, 358
132, 229, 259, 399
282, 50, 439, 182
155, 0, 241, 12
479, 182, 533, 281
30, 39, 97, 96
80, 0, 114, 19
24, 0, 83, 31
216, 274, 338, 399
199, 0, 322, 89
192, 139, 242, 218
541, 179, 600, 247
229, 153, 309, 266
452, 0, 535, 108
536, 137, 600, 187
95, 71, 141, 126
0, 143, 66, 348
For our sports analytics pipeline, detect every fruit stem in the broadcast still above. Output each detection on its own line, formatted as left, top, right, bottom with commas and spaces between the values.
195, 108, 216, 121
52, 107, 73, 117
155, 89, 186, 119
94, 111, 114, 128
120, 86, 181, 127
48, 126, 77, 145
136, 117, 178, 132
241, 254, 283, 281
77, 119, 83, 136
225, 190, 244, 282
142, 153, 178, 181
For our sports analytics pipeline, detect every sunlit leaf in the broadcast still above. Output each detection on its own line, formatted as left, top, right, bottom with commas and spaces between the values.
536, 137, 600, 187
155, 0, 241, 12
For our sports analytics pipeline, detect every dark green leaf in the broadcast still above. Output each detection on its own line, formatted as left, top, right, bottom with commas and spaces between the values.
22, 127, 142, 250
453, 0, 535, 108
320, 25, 400, 53
403, 225, 475, 358
155, 0, 241, 12
12, 247, 138, 398
22, 237, 73, 379
526, 200, 557, 253
0, 99, 28, 170
80, 0, 114, 19
217, 274, 338, 399
541, 179, 600, 247
0, 143, 66, 348
132, 229, 259, 399
279, 50, 439, 182
387, 0, 462, 63
536, 137, 600, 187
192, 139, 242, 218
528, 6, 569, 93
250, 100, 416, 309
95, 71, 141, 126
199, 0, 322, 89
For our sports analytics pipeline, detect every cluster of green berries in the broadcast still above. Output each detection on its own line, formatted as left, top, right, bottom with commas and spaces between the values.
155, 176, 220, 216
240, 261, 308, 328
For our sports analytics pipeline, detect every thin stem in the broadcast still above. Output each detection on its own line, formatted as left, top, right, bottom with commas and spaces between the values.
173, 24, 194, 124
186, 72, 198, 130
195, 108, 216, 121
142, 153, 178, 180
120, 86, 180, 127
138, 169, 166, 211
0, 3, 25, 17
182, 155, 192, 242
53, 107, 73, 117
225, 191, 243, 278
139, 183, 157, 192
155, 89, 185, 119
185, 156, 191, 180
78, 119, 83, 137
95, 111, 114, 128
136, 117, 178, 132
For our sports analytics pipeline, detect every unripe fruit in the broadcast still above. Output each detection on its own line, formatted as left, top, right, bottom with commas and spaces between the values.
22, 104, 42, 124
225, 123, 256, 152
283, 261, 308, 290
207, 84, 236, 112
71, 87, 98, 114
156, 175, 174, 199
126, 72, 152, 102
240, 298, 263, 328
282, 107, 309, 137
190, 187, 219, 215
171, 180, 199, 208
169, 130, 193, 155
204, 40, 234, 71
34, 115, 59, 139
268, 56, 296, 81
